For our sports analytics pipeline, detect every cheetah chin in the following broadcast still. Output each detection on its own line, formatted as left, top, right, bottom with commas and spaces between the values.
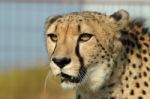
58, 66, 87, 89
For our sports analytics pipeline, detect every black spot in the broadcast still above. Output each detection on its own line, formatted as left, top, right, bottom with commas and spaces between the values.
95, 61, 99, 64
142, 90, 146, 95
133, 76, 137, 80
135, 82, 140, 88
146, 67, 150, 71
142, 49, 147, 54
143, 57, 148, 62
101, 55, 105, 58
144, 81, 149, 87
130, 89, 134, 95
107, 54, 110, 57
132, 64, 136, 68
102, 46, 105, 50
143, 43, 149, 47
130, 50, 134, 55
137, 44, 142, 49
121, 89, 124, 93
140, 36, 144, 41
138, 96, 143, 99
143, 71, 147, 77
79, 19, 82, 21
122, 70, 125, 75
122, 64, 125, 69
126, 47, 130, 53
110, 97, 116, 99
126, 84, 129, 88
136, 53, 141, 58
134, 35, 138, 40
125, 77, 128, 81
139, 73, 142, 78
97, 54, 99, 56
105, 50, 108, 54
108, 83, 115, 88
128, 59, 131, 63
129, 71, 132, 75
94, 57, 97, 59
139, 65, 142, 69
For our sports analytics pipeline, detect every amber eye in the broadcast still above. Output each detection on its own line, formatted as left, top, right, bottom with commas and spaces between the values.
47, 33, 57, 42
79, 33, 93, 42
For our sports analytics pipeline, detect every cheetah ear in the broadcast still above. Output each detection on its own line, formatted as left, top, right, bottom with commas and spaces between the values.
110, 9, 129, 28
44, 15, 62, 30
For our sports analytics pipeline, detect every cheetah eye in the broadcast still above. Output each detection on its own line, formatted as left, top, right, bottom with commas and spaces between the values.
79, 33, 93, 42
47, 33, 57, 42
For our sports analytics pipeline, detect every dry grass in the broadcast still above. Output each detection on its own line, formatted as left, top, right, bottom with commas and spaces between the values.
0, 67, 75, 99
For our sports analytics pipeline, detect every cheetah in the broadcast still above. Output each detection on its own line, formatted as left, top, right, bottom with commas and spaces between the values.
45, 10, 150, 99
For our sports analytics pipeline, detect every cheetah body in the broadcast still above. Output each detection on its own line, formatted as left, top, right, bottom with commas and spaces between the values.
45, 10, 150, 99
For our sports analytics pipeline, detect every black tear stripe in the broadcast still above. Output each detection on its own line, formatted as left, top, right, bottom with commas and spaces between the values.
78, 25, 81, 32
75, 38, 87, 81
49, 43, 57, 61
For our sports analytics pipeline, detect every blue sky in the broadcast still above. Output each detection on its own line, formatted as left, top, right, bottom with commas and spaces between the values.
0, 3, 81, 70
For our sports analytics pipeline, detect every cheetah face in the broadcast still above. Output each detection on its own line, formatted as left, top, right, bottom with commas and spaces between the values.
45, 10, 129, 90
46, 19, 99, 89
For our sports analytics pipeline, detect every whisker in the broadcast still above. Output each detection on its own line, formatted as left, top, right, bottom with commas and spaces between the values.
44, 71, 52, 94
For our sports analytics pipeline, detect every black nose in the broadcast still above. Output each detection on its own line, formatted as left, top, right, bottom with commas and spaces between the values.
52, 57, 71, 68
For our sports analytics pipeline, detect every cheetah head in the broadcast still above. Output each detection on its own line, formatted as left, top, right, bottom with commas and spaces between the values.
45, 10, 129, 91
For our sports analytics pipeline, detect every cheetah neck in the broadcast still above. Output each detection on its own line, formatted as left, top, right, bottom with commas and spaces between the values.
75, 50, 126, 99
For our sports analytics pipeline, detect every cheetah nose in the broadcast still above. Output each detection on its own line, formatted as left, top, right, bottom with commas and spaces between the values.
52, 57, 71, 68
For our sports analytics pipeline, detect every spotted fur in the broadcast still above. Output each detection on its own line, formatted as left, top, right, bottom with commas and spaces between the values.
45, 10, 150, 99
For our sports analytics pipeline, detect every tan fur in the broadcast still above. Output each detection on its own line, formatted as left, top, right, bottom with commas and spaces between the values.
45, 10, 150, 99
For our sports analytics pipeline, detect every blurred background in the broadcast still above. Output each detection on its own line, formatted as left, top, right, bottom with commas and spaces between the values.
0, 0, 150, 99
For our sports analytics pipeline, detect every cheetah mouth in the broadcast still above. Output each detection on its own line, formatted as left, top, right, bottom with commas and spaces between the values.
58, 73, 82, 83
58, 67, 86, 83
